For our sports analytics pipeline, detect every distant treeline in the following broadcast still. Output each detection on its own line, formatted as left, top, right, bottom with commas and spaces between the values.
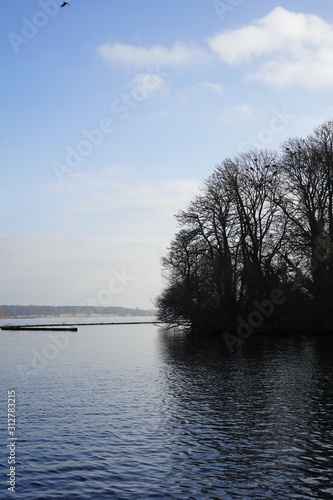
0, 305, 156, 319
157, 119, 333, 335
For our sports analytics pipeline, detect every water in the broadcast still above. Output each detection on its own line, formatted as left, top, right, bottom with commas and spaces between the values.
0, 318, 333, 499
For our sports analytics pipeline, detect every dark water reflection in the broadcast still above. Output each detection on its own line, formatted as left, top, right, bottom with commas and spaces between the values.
0, 322, 332, 499
158, 332, 333, 499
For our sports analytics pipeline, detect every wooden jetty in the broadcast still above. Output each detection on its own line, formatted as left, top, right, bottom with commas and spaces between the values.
1, 325, 78, 332
0, 321, 164, 332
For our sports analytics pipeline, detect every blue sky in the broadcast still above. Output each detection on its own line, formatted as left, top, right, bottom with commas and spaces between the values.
2, 0, 333, 309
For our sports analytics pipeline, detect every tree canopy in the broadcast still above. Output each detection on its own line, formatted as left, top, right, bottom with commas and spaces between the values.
156, 120, 333, 334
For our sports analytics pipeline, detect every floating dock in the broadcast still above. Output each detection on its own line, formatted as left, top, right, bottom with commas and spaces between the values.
1, 325, 78, 332
0, 321, 164, 332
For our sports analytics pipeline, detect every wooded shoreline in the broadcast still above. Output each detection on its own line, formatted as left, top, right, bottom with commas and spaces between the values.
157, 120, 333, 335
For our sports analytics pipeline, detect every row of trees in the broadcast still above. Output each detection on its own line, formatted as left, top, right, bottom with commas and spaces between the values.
0, 305, 154, 318
157, 120, 333, 333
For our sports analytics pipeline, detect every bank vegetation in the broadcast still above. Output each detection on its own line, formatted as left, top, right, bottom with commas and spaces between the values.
157, 120, 333, 334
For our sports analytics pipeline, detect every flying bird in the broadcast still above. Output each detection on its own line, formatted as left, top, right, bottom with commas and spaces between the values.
61, 1, 70, 7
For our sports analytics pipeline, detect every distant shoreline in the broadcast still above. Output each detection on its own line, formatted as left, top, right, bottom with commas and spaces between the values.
1, 314, 156, 320
0, 305, 157, 320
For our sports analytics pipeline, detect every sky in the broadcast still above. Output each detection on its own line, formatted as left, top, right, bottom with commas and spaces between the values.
2, 0, 333, 309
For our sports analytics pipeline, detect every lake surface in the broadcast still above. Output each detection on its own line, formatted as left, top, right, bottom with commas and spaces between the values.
0, 317, 333, 499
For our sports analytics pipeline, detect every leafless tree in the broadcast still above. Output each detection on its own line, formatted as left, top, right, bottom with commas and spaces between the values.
157, 120, 333, 332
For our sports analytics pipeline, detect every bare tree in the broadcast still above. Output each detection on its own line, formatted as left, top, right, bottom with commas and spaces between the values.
278, 121, 333, 314
157, 120, 333, 332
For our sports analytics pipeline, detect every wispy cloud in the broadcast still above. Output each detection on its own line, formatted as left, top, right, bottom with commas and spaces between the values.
103, 165, 135, 176
96, 41, 210, 69
50, 171, 200, 218
196, 80, 224, 94
130, 72, 166, 95
218, 104, 252, 123
208, 7, 333, 89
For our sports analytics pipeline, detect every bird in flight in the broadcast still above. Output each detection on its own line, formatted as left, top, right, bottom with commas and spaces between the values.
61, 1, 70, 7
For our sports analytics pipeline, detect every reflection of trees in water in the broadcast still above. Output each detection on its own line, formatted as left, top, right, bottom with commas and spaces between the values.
157, 329, 333, 497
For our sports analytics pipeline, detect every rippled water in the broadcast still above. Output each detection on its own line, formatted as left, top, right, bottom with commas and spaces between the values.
0, 318, 333, 499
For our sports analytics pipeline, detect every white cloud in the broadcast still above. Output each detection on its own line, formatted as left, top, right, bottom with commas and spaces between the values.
96, 41, 209, 69
51, 172, 200, 218
130, 72, 166, 95
103, 165, 134, 176
208, 7, 333, 89
218, 104, 252, 123
176, 80, 224, 104
235, 104, 252, 115
196, 80, 224, 94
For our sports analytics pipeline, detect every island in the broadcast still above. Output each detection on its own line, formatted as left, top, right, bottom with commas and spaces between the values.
157, 119, 333, 338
